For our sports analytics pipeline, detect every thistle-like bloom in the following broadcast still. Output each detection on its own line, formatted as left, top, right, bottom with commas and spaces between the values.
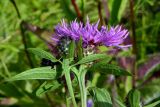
53, 19, 82, 42
52, 18, 131, 48
69, 19, 83, 41
52, 20, 70, 42
81, 18, 102, 47
100, 25, 130, 48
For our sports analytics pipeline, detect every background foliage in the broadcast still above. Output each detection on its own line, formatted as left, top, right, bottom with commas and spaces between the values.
0, 0, 160, 107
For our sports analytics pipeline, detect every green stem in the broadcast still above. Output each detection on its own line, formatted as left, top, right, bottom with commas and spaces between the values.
78, 70, 87, 107
66, 96, 70, 107
65, 70, 78, 107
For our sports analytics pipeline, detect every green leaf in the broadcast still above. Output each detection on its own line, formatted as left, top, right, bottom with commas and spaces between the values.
36, 81, 61, 96
110, 0, 122, 24
62, 59, 78, 107
115, 99, 126, 107
0, 44, 19, 52
28, 48, 57, 62
109, 0, 128, 24
68, 40, 75, 58
90, 63, 131, 76
144, 95, 160, 107
90, 87, 112, 107
144, 100, 160, 107
118, 0, 128, 21
75, 54, 110, 65
59, 0, 76, 20
80, 0, 85, 16
9, 67, 56, 81
0, 83, 23, 98
127, 89, 141, 107
139, 78, 160, 102
77, 36, 83, 61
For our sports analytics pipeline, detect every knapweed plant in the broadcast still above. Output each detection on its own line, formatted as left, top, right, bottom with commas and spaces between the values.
9, 18, 131, 107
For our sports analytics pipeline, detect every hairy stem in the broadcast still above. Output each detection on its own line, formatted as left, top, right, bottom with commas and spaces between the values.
66, 96, 71, 107
65, 70, 78, 107
78, 69, 87, 107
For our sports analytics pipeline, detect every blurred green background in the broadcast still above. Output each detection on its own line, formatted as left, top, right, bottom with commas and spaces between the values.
0, 0, 160, 107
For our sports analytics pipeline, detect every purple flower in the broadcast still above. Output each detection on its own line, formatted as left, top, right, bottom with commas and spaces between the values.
100, 25, 130, 48
52, 19, 70, 42
81, 17, 102, 47
53, 19, 82, 43
52, 18, 131, 48
69, 19, 83, 40
87, 99, 93, 107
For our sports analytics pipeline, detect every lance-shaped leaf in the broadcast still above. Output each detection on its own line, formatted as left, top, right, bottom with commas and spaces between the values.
138, 54, 160, 79
118, 0, 128, 21
9, 67, 56, 81
89, 87, 112, 107
138, 78, 160, 102
77, 36, 83, 61
67, 40, 75, 59
127, 89, 141, 107
115, 99, 126, 107
89, 62, 131, 76
74, 54, 111, 66
144, 99, 160, 107
144, 100, 160, 107
0, 83, 23, 98
59, 0, 76, 20
28, 48, 57, 62
110, 0, 122, 24
35, 81, 61, 96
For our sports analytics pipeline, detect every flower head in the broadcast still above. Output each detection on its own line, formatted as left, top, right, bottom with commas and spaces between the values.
52, 19, 70, 42
81, 18, 102, 47
69, 19, 83, 40
52, 18, 131, 49
100, 25, 130, 48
